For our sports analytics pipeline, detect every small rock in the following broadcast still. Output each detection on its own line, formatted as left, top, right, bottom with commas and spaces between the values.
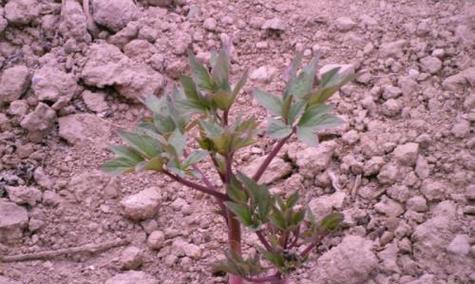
447, 234, 470, 256
68, 170, 111, 201
82, 90, 109, 113
32, 66, 80, 104
119, 246, 143, 270
406, 196, 428, 212
381, 99, 402, 117
241, 156, 291, 185
291, 141, 336, 178
171, 238, 201, 259
342, 130, 360, 145
442, 67, 475, 91
8, 100, 29, 118
5, 186, 42, 206
4, 0, 40, 25
334, 17, 356, 32
465, 185, 475, 201
309, 191, 346, 220
262, 17, 285, 31
0, 65, 30, 103
379, 40, 407, 58
147, 230, 165, 250
92, 0, 138, 32
59, 0, 89, 42
58, 113, 111, 145
42, 190, 62, 207
393, 143, 419, 166
250, 66, 276, 83
420, 56, 442, 74
382, 85, 402, 99
377, 163, 399, 185
203, 17, 217, 31
375, 196, 404, 217
0, 201, 28, 242
363, 156, 385, 176
451, 120, 471, 138
120, 187, 161, 221
104, 271, 158, 284
311, 235, 378, 283
387, 185, 410, 203
20, 103, 56, 132
421, 179, 445, 201
415, 156, 430, 179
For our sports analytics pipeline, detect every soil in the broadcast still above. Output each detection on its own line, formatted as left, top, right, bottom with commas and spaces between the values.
0, 0, 474, 283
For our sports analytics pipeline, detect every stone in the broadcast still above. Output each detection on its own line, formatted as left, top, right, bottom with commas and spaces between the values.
377, 242, 399, 273
203, 17, 217, 31
393, 143, 419, 166
387, 185, 410, 203
421, 179, 445, 201
311, 235, 378, 284
375, 196, 404, 217
382, 85, 402, 99
92, 0, 138, 32
379, 40, 407, 58
82, 90, 109, 113
341, 130, 359, 145
406, 196, 428, 212
451, 120, 470, 138
443, 67, 475, 91
58, 113, 111, 145
108, 21, 139, 48
0, 201, 28, 242
262, 18, 285, 31
318, 64, 355, 80
4, 0, 40, 25
59, 0, 89, 42
20, 103, 56, 132
308, 192, 346, 221
120, 187, 161, 221
415, 156, 430, 179
123, 39, 157, 61
42, 190, 62, 207
81, 43, 164, 101
32, 66, 80, 103
119, 246, 143, 270
363, 156, 385, 176
147, 0, 172, 7
250, 66, 276, 83
5, 186, 42, 206
104, 271, 158, 284
147, 230, 165, 250
398, 76, 418, 96
0, 65, 30, 103
447, 234, 471, 256
171, 238, 201, 259
381, 99, 402, 117
241, 156, 291, 185
8, 100, 28, 118
420, 56, 442, 74
377, 163, 399, 185
291, 141, 336, 178
334, 17, 356, 32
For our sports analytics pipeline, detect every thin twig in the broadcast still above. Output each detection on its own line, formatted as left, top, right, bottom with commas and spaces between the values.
1, 239, 129, 263
253, 130, 294, 182
300, 231, 328, 257
162, 170, 227, 200
256, 230, 272, 251
328, 171, 341, 191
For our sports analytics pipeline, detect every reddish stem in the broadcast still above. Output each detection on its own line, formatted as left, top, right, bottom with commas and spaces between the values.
228, 212, 242, 284
162, 170, 227, 200
256, 230, 273, 251
252, 131, 294, 182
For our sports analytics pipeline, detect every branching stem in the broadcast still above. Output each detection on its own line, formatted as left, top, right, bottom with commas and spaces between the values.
162, 170, 227, 200
256, 230, 273, 251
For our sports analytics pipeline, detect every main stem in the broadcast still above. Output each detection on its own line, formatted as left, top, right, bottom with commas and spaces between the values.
228, 212, 242, 284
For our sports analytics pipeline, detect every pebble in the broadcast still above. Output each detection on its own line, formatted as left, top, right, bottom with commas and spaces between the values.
147, 230, 165, 250
406, 196, 428, 212
119, 246, 143, 270
447, 234, 471, 256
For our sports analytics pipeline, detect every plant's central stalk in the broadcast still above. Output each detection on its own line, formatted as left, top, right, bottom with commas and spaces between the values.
228, 212, 242, 284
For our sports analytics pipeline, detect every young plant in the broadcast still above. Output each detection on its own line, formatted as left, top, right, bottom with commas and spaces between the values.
102, 49, 354, 284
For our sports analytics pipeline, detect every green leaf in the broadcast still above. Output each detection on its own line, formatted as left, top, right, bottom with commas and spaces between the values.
298, 104, 332, 128
109, 145, 143, 163
212, 90, 234, 110
313, 115, 344, 131
236, 172, 272, 221
118, 130, 161, 159
319, 212, 344, 232
200, 120, 223, 137
183, 150, 208, 168
286, 192, 300, 209
287, 57, 318, 99
144, 156, 165, 171
227, 177, 248, 204
254, 90, 282, 116
168, 129, 186, 157
309, 67, 355, 105
270, 208, 287, 231
211, 49, 230, 90
188, 50, 216, 92
296, 126, 317, 146
102, 157, 137, 175
180, 76, 209, 112
291, 209, 306, 226
232, 70, 248, 97
287, 100, 306, 125
225, 202, 253, 227
144, 95, 164, 113
267, 118, 292, 139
